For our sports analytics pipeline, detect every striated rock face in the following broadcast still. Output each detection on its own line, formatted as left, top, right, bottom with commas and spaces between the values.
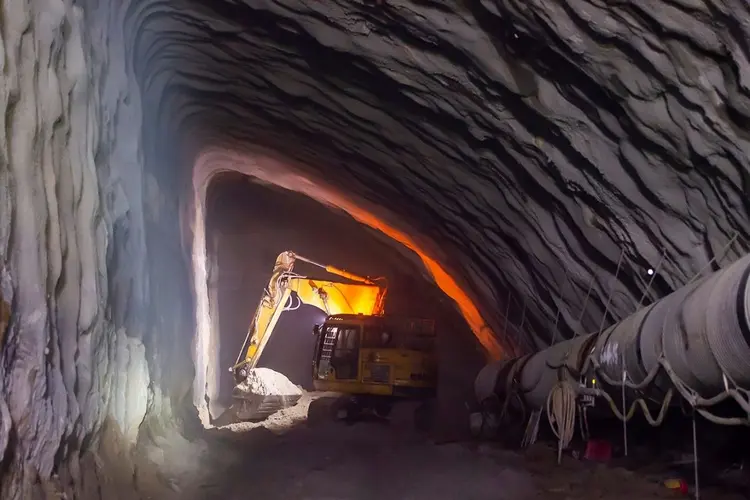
142, 0, 750, 351
0, 2, 134, 496
2, 0, 750, 497
0, 1, 193, 497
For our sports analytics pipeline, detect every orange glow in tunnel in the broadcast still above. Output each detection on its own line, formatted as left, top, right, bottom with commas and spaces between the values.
335, 207, 504, 360
193, 150, 505, 361
291, 280, 385, 317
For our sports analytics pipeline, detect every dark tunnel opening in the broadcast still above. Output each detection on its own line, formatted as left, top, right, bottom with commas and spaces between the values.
203, 172, 487, 434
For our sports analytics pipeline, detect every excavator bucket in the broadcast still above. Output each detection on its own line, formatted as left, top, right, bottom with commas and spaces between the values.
232, 367, 303, 420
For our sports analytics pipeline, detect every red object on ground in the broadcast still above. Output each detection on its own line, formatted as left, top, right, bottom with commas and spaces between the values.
583, 439, 612, 462
663, 478, 689, 495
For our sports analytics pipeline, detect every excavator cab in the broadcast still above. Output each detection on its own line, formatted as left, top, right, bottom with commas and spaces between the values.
312, 314, 437, 417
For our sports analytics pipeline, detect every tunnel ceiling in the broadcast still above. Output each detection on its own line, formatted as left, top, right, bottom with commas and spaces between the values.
138, 0, 750, 353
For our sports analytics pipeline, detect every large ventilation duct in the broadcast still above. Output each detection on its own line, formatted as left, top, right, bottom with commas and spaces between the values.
476, 254, 750, 435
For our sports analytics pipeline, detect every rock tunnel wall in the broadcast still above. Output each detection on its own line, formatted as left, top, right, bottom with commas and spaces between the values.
141, 0, 750, 355
0, 1, 197, 497
2, 0, 750, 497
1, 2, 134, 496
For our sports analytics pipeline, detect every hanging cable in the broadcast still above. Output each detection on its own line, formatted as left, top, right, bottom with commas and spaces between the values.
283, 294, 301, 312
325, 283, 357, 313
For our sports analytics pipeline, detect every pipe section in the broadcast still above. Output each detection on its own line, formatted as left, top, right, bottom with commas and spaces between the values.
519, 333, 596, 410
476, 254, 750, 426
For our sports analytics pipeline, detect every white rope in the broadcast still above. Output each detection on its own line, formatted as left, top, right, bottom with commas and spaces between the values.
546, 380, 577, 463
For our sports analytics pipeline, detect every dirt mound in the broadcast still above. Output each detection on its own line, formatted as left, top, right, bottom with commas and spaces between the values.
234, 367, 303, 397
230, 368, 304, 420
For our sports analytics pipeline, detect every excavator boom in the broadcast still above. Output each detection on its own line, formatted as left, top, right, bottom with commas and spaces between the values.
231, 251, 387, 377
293, 254, 378, 285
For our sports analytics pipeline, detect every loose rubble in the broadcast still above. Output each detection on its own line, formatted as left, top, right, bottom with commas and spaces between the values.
232, 368, 303, 420
235, 367, 303, 397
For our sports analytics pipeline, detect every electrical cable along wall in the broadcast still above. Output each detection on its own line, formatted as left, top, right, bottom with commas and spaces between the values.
474, 253, 750, 445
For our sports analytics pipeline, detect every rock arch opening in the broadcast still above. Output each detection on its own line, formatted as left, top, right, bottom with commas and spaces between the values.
187, 151, 509, 427
196, 169, 487, 429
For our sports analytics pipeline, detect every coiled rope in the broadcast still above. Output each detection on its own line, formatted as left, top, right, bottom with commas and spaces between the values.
546, 380, 577, 462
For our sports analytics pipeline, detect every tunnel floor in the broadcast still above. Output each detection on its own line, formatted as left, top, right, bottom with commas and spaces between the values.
165, 392, 741, 500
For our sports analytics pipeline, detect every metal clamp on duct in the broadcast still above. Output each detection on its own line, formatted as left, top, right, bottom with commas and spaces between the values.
474, 254, 750, 446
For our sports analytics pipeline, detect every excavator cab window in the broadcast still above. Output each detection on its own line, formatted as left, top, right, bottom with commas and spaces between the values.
329, 325, 361, 380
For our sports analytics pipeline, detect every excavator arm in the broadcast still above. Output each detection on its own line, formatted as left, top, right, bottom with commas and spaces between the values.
230, 251, 387, 381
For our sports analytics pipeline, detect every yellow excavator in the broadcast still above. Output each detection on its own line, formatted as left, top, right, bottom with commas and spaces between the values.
311, 313, 437, 421
229, 251, 437, 420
